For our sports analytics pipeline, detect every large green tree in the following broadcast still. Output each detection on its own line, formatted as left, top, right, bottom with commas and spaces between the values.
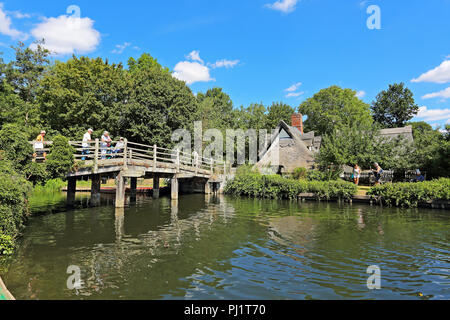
38, 56, 131, 138
299, 86, 372, 135
5, 41, 50, 131
266, 102, 294, 129
372, 83, 419, 128
117, 54, 198, 147
197, 87, 235, 131
317, 123, 413, 171
408, 121, 449, 178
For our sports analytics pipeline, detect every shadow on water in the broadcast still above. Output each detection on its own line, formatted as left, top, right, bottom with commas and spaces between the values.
3, 193, 450, 300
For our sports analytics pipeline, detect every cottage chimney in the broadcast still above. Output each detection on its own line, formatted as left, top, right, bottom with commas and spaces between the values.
291, 113, 304, 135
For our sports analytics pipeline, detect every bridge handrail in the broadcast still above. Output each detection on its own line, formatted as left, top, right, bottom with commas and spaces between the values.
31, 139, 228, 174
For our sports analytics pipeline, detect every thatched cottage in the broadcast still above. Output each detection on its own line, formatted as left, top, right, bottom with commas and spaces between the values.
255, 114, 414, 174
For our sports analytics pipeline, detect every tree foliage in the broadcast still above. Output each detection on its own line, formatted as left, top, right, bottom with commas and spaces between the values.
266, 102, 294, 130
372, 83, 419, 128
38, 56, 130, 138
45, 135, 75, 179
299, 86, 372, 135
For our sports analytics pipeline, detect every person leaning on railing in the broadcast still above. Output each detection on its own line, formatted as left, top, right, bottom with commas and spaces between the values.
113, 137, 125, 158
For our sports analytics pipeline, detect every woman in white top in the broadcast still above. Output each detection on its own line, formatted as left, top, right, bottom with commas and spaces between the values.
353, 164, 361, 186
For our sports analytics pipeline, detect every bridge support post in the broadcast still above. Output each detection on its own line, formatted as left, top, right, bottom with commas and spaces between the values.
130, 177, 137, 203
91, 174, 101, 207
67, 177, 77, 207
153, 175, 160, 199
171, 175, 179, 200
205, 180, 212, 194
115, 172, 126, 208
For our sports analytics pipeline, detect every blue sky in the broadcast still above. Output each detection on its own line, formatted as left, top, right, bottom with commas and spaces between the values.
1, 0, 449, 128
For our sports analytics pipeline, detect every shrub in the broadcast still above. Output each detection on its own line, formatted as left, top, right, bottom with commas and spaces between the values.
292, 167, 307, 180
33, 178, 66, 193
367, 178, 450, 207
225, 171, 357, 200
0, 123, 33, 172
45, 135, 75, 179
0, 234, 14, 256
0, 160, 31, 243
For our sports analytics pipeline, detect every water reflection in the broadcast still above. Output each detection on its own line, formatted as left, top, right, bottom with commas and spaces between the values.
3, 194, 450, 300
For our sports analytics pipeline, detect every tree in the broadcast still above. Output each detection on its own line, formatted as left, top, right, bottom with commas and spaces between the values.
317, 123, 413, 171
197, 87, 235, 130
0, 123, 34, 172
299, 86, 372, 135
128, 53, 170, 75
266, 102, 294, 129
38, 56, 130, 138
5, 41, 50, 130
408, 121, 449, 178
117, 55, 198, 147
372, 83, 419, 128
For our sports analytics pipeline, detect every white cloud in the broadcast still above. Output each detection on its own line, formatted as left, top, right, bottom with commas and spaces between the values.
356, 90, 366, 98
112, 42, 131, 54
422, 87, 450, 100
284, 82, 302, 92
30, 15, 101, 55
284, 82, 303, 98
265, 0, 299, 13
415, 106, 450, 122
173, 51, 239, 85
286, 91, 304, 98
172, 61, 214, 85
209, 59, 240, 69
10, 11, 31, 19
186, 50, 204, 64
0, 4, 27, 39
412, 60, 450, 84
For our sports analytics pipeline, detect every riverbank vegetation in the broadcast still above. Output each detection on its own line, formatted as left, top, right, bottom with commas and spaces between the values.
225, 167, 357, 200
367, 178, 450, 208
0, 159, 31, 256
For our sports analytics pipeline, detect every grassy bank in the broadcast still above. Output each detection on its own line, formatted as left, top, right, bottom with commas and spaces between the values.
367, 178, 450, 208
224, 171, 357, 200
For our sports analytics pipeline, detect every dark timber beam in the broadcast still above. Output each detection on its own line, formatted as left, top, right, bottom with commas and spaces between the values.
91, 174, 101, 206
67, 177, 77, 207
153, 175, 160, 199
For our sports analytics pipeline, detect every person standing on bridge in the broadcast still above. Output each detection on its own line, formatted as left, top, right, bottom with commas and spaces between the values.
101, 131, 112, 159
33, 130, 47, 162
82, 128, 94, 161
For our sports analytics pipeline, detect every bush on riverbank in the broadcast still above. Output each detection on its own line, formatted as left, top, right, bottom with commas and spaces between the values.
45, 135, 75, 180
0, 160, 32, 256
225, 171, 357, 200
367, 178, 450, 208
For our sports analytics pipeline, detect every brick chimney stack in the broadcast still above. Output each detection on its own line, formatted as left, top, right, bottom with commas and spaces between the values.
291, 113, 304, 135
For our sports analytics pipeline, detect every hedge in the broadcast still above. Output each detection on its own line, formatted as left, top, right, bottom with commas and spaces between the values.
224, 172, 357, 200
367, 178, 450, 208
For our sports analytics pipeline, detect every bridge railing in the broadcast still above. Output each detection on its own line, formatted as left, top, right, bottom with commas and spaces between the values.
31, 139, 230, 175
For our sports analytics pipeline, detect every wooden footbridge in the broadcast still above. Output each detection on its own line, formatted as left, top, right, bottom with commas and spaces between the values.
33, 139, 232, 207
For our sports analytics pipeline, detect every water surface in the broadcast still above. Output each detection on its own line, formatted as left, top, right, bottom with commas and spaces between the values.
3, 194, 449, 300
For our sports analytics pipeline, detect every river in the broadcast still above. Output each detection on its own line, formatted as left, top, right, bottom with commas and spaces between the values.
2, 193, 449, 300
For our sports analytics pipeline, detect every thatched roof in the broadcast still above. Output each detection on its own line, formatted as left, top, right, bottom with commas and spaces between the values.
256, 121, 315, 173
